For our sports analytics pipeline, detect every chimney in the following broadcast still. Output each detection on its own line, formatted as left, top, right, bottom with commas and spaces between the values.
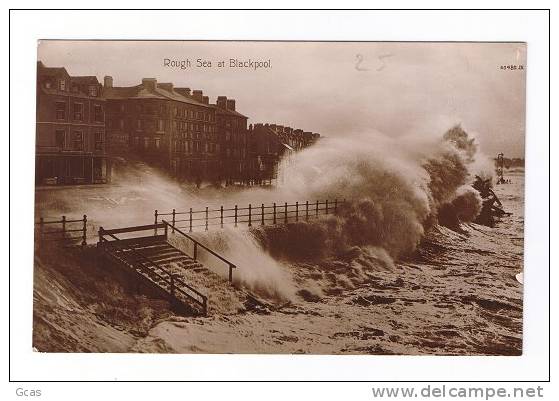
175, 87, 191, 97
159, 82, 173, 92
226, 99, 236, 111
192, 90, 203, 102
216, 96, 227, 109
202, 96, 209, 104
142, 78, 157, 90
104, 76, 113, 88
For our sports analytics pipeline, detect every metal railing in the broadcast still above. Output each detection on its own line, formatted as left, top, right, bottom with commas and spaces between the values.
161, 220, 237, 283
155, 199, 345, 233
35, 215, 88, 247
98, 225, 208, 314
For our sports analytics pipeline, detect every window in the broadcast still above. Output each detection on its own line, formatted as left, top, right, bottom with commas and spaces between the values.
73, 103, 83, 121
73, 131, 83, 150
95, 132, 104, 151
89, 85, 98, 97
155, 138, 161, 149
45, 81, 52, 89
137, 119, 143, 130
119, 119, 124, 129
144, 137, 149, 148
55, 130, 65, 148
55, 102, 66, 120
59, 79, 66, 91
94, 105, 103, 122
133, 136, 140, 147
158, 119, 164, 131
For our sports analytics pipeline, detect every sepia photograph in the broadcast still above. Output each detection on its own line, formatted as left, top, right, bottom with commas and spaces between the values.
32, 40, 527, 356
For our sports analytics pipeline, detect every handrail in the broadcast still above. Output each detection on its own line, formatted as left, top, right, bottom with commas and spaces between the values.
161, 220, 237, 283
155, 199, 346, 233
35, 214, 88, 247
98, 228, 207, 313
102, 223, 165, 235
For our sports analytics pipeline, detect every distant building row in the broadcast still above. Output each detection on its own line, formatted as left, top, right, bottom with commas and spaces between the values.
35, 61, 320, 186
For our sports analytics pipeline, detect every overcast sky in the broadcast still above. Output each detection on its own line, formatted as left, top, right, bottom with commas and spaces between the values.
38, 41, 526, 157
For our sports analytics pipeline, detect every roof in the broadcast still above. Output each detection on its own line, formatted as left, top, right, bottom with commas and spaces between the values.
37, 62, 101, 99
37, 61, 68, 77
211, 104, 248, 119
104, 83, 209, 107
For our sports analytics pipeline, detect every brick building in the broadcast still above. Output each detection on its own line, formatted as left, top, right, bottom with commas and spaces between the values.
36, 63, 319, 187
247, 123, 320, 183
212, 96, 249, 185
104, 77, 249, 185
35, 61, 109, 185
104, 77, 220, 183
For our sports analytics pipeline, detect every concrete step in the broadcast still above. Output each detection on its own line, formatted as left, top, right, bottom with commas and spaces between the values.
102, 235, 250, 315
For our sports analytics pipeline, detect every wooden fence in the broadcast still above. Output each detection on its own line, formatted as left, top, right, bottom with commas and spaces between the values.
154, 199, 345, 233
35, 215, 88, 247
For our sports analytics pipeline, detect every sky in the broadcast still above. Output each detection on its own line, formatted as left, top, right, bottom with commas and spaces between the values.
38, 41, 527, 158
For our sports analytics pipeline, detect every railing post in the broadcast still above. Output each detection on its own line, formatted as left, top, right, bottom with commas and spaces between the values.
334, 199, 338, 214
154, 210, 158, 235
316, 200, 319, 217
234, 205, 238, 227
205, 207, 209, 231
248, 204, 252, 227
228, 263, 233, 283
164, 221, 168, 239
220, 206, 224, 228
273, 202, 277, 224
82, 214, 87, 247
305, 201, 309, 221
98, 226, 104, 246
193, 242, 198, 260
295, 201, 299, 222
189, 208, 193, 232
172, 209, 176, 233
261, 203, 265, 225
326, 200, 329, 214
203, 297, 207, 316
284, 202, 288, 224
170, 275, 175, 296
62, 215, 66, 237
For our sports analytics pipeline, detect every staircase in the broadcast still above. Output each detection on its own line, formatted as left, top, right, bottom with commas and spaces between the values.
98, 223, 256, 316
